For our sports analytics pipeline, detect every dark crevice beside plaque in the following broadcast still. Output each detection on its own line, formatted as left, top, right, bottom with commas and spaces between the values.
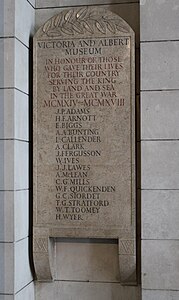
33, 6, 136, 284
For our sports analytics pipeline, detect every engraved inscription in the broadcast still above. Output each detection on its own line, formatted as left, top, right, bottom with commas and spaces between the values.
33, 7, 136, 283
34, 7, 135, 235
36, 35, 131, 226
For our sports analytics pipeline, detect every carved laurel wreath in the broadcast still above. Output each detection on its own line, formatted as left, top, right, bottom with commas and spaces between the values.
42, 7, 128, 36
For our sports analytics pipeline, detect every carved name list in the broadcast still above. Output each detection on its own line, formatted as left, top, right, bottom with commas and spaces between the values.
33, 7, 136, 284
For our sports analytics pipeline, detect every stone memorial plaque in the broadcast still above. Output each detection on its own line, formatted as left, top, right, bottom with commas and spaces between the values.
33, 7, 136, 283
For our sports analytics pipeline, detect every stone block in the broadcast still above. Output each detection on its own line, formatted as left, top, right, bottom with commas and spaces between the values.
14, 141, 29, 190
35, 3, 139, 46
0, 0, 15, 38
0, 140, 14, 190
140, 0, 179, 41
142, 190, 179, 239
141, 91, 179, 139
14, 190, 29, 241
14, 90, 29, 141
142, 240, 179, 290
35, 281, 141, 300
0, 38, 14, 88
0, 192, 14, 242
0, 140, 28, 190
15, 39, 29, 94
0, 243, 14, 294
0, 39, 28, 93
0, 0, 34, 47
36, 0, 139, 9
0, 296, 13, 300
0, 239, 32, 295
15, 282, 35, 300
142, 289, 179, 300
141, 141, 179, 189
15, 0, 35, 47
0, 190, 28, 242
0, 89, 28, 140
141, 41, 179, 90
0, 89, 14, 139
55, 241, 119, 282
14, 238, 33, 293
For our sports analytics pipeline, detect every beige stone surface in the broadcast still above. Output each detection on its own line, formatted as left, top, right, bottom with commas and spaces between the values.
141, 41, 179, 91
55, 240, 119, 281
0, 190, 29, 243
140, 0, 179, 42
0, 89, 29, 141
142, 190, 179, 240
35, 281, 141, 300
0, 242, 14, 294
141, 91, 179, 140
142, 240, 179, 290
33, 7, 135, 282
141, 141, 179, 189
142, 290, 179, 300
0, 140, 29, 190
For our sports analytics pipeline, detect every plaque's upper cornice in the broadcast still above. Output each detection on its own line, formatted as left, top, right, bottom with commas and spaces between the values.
36, 6, 132, 38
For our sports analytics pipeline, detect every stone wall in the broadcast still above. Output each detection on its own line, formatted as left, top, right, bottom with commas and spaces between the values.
140, 1, 179, 299
0, 0, 35, 299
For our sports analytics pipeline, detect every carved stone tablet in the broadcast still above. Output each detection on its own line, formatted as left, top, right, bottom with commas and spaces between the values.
33, 7, 136, 284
